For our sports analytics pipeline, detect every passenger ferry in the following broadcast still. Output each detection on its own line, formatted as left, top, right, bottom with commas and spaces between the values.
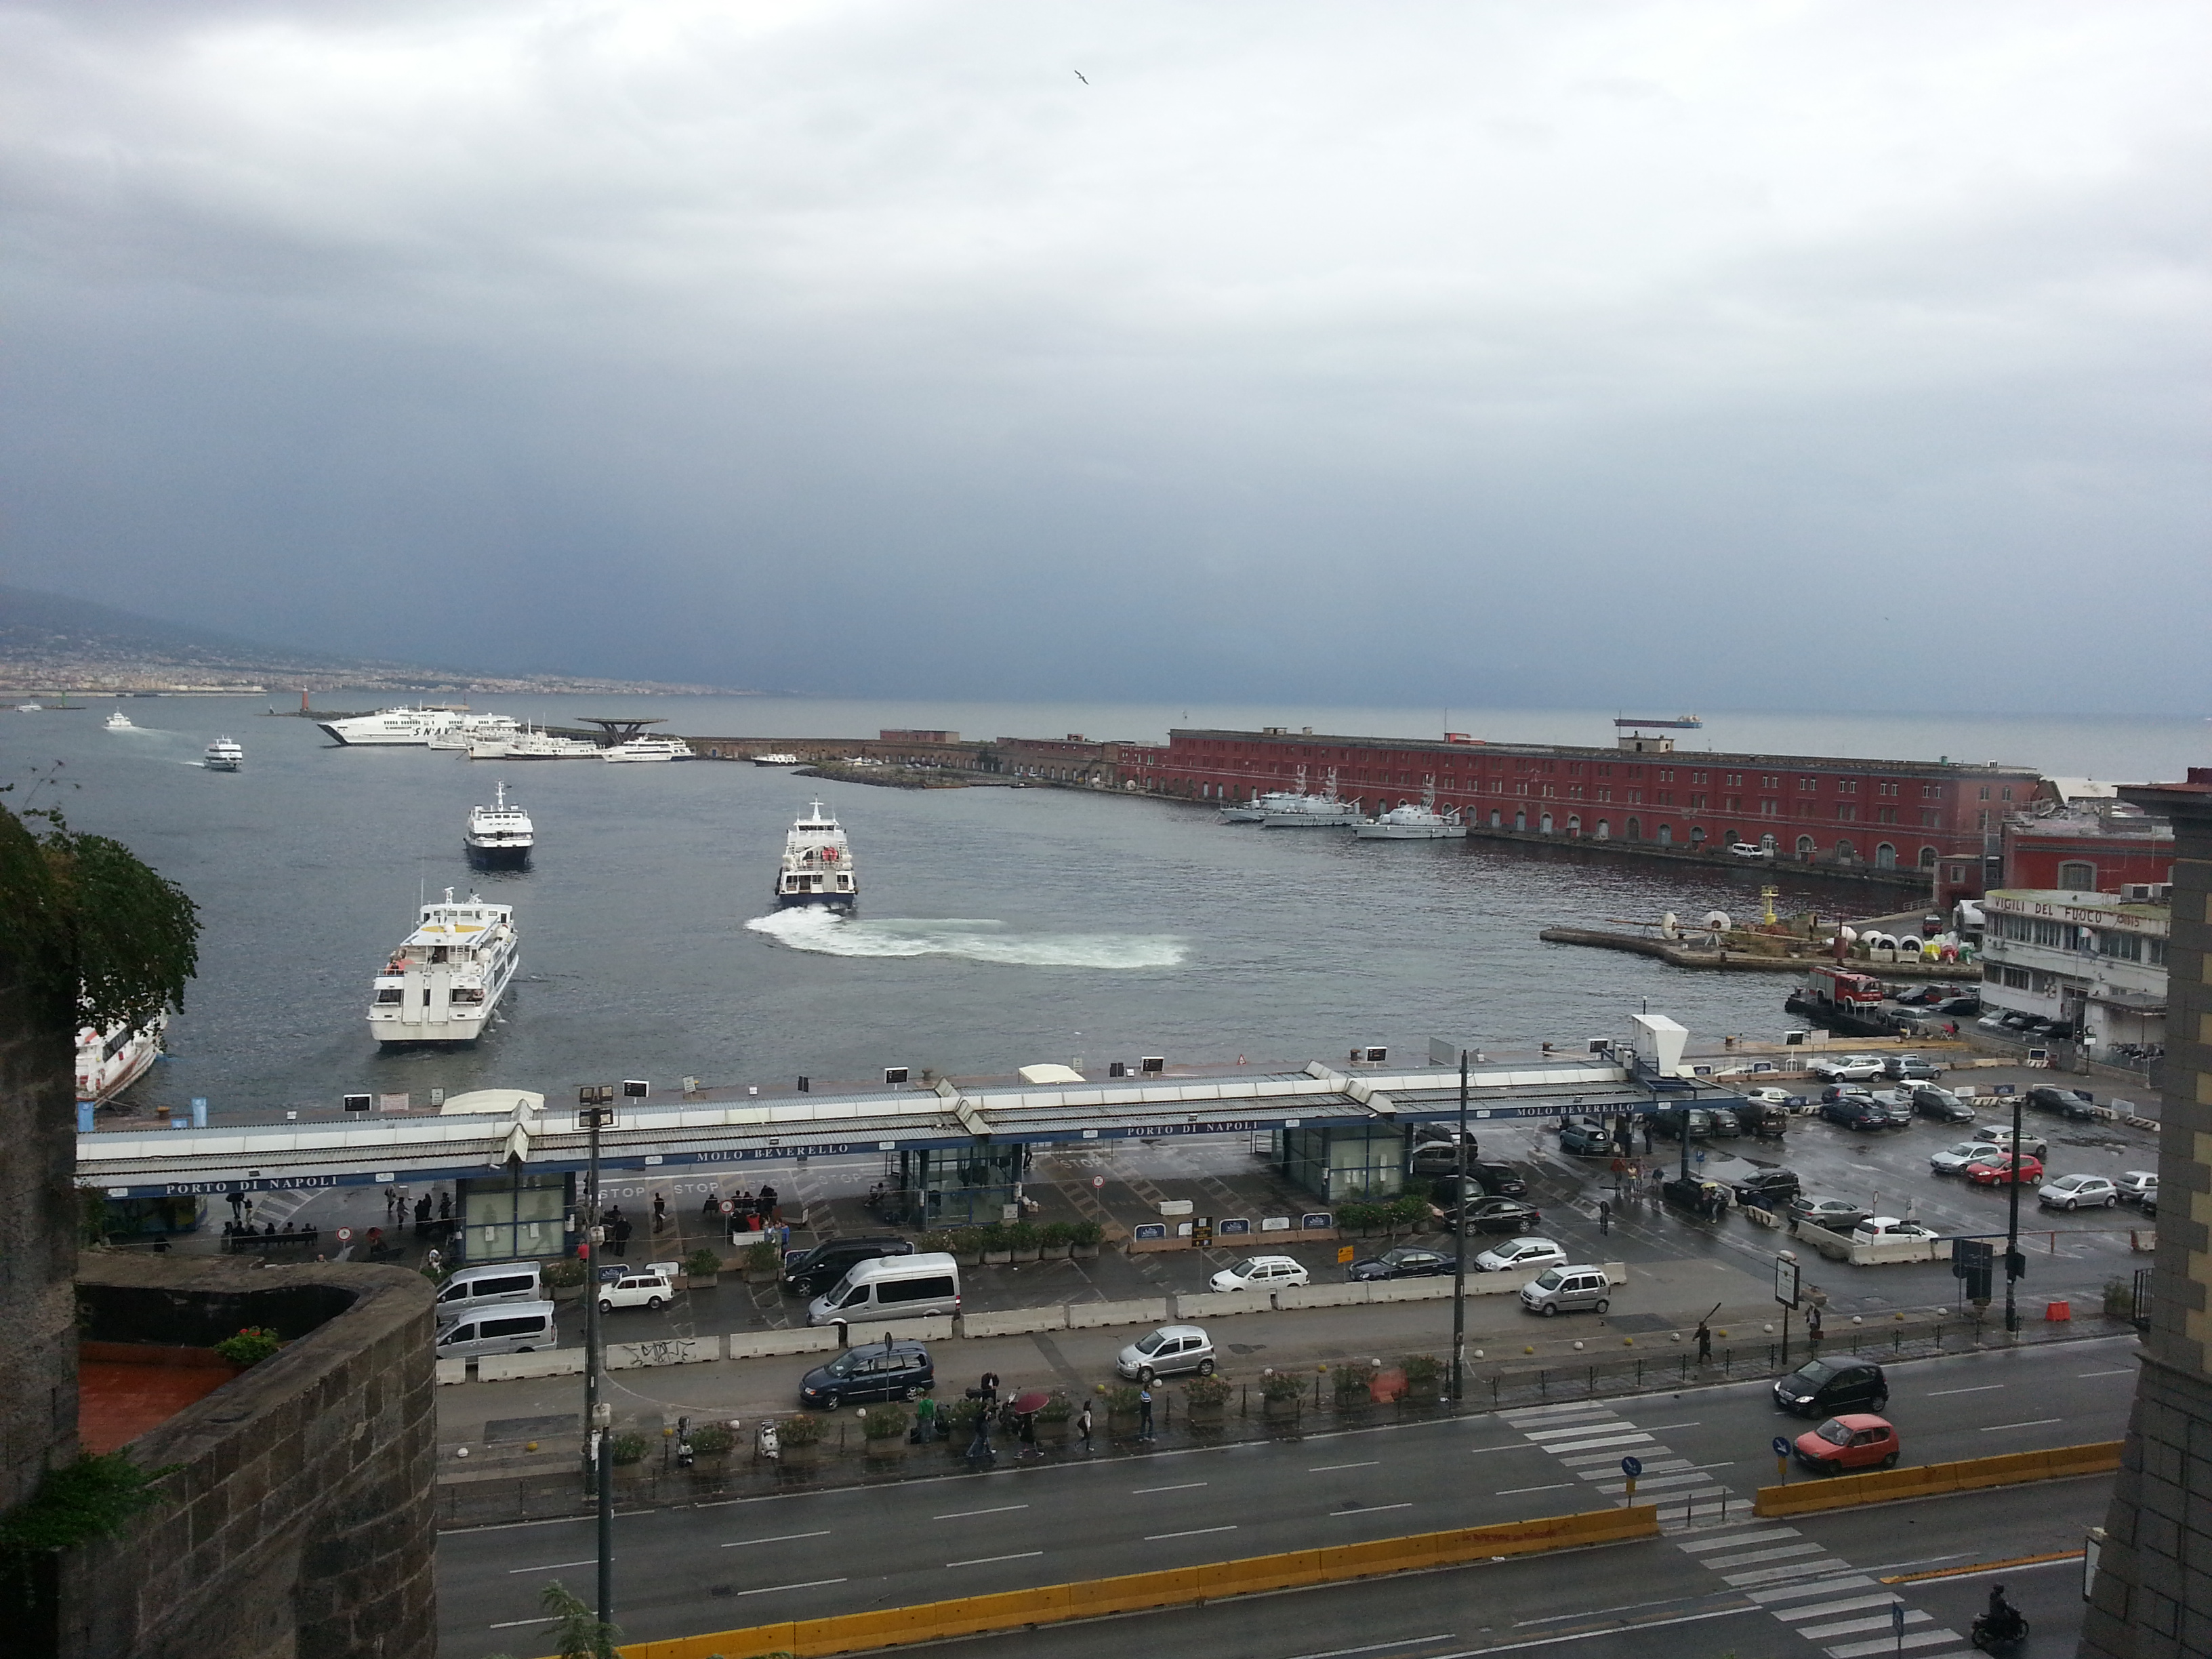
1353, 783, 1465, 840
464, 781, 534, 868
751, 752, 804, 767
430, 714, 519, 752
604, 737, 693, 763
104, 710, 136, 731
367, 890, 518, 1045
203, 737, 244, 771
476, 725, 600, 760
76, 1012, 167, 1104
774, 800, 858, 911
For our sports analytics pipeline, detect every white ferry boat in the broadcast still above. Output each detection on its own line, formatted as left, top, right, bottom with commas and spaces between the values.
774, 799, 857, 911
751, 752, 804, 767
430, 714, 520, 752
1354, 785, 1465, 840
76, 1012, 167, 1104
604, 737, 693, 763
476, 725, 600, 760
317, 706, 465, 745
104, 710, 136, 731
464, 781, 534, 868
1259, 768, 1363, 827
367, 890, 518, 1045
204, 737, 244, 771
17, 702, 43, 713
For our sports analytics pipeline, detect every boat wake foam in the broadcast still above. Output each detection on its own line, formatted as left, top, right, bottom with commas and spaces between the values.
745, 909, 1185, 969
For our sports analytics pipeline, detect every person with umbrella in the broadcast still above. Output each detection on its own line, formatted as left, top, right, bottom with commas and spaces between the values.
1010, 1390, 1050, 1460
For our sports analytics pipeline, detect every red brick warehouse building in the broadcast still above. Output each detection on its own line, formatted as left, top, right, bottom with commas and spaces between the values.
1121, 726, 2044, 904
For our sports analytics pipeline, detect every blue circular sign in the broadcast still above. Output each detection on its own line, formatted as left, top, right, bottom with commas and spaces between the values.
1771, 1435, 1791, 1457
1620, 1456, 1643, 1478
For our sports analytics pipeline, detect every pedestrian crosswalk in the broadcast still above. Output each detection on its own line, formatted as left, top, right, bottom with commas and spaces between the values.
1498, 1401, 1977, 1659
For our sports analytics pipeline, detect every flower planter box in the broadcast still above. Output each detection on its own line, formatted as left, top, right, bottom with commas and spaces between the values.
952, 1250, 984, 1268
1185, 1401, 1226, 1431
776, 1442, 820, 1471
1400, 1384, 1440, 1407
744, 1265, 780, 1285
1033, 1416, 1070, 1442
1071, 1243, 1101, 1261
1040, 1242, 1073, 1261
1106, 1410, 1139, 1438
863, 1439, 907, 1464
983, 1248, 1015, 1265
684, 1273, 720, 1290
1010, 1246, 1042, 1263
1261, 1396, 1301, 1423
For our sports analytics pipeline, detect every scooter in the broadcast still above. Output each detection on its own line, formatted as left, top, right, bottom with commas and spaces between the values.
1970, 1610, 2030, 1653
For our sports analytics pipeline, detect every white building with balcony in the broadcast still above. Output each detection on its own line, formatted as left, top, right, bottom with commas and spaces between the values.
1980, 888, 2169, 1056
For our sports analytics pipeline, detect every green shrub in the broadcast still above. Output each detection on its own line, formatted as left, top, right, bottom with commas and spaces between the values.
1258, 1370, 1305, 1402
1184, 1373, 1233, 1407
2104, 1277, 2135, 1320
0, 1452, 177, 1583
915, 1229, 958, 1255
1039, 1220, 1075, 1247
779, 1413, 822, 1447
544, 1258, 587, 1289
687, 1423, 733, 1457
943, 1394, 987, 1430
1400, 1353, 1442, 1387
1067, 1218, 1105, 1247
1101, 1383, 1142, 1415
607, 1433, 649, 1466
682, 1248, 722, 1279
860, 1404, 909, 1441
743, 1238, 781, 1271
1336, 1200, 1380, 1233
1334, 1363, 1379, 1404
1006, 1221, 1040, 1250
1035, 1390, 1073, 1422
1386, 1193, 1430, 1228
975, 1223, 1010, 1252
213, 1327, 281, 1366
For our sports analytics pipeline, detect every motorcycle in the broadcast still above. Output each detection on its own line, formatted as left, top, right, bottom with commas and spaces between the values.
1970, 1610, 2030, 1653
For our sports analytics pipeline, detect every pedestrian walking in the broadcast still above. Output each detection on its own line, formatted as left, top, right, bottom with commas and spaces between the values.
1077, 1399, 1094, 1451
652, 1192, 668, 1233
1598, 1200, 1612, 1235
438, 1190, 452, 1221
228, 1189, 245, 1222
1696, 1320, 1713, 1364
979, 1370, 1000, 1406
384, 1185, 397, 1221
966, 1403, 994, 1462
914, 1393, 937, 1443
1138, 1385, 1155, 1441
1642, 1120, 1655, 1155
759, 1183, 779, 1223
1807, 1305, 1823, 1349
613, 1212, 633, 1258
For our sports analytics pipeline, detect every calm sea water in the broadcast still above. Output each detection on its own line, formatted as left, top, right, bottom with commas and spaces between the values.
11, 697, 2202, 1122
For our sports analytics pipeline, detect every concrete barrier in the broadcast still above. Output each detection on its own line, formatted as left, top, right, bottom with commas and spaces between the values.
1850, 1233, 1944, 1267
1275, 1282, 1370, 1311
435, 1357, 472, 1385
607, 1335, 722, 1370
1173, 1290, 1273, 1319
958, 1307, 1066, 1338
477, 1350, 586, 1381
724, 1328, 842, 1360
1368, 1279, 1456, 1304
1753, 1440, 2122, 1517
1067, 1297, 1167, 1330
607, 1504, 1660, 1659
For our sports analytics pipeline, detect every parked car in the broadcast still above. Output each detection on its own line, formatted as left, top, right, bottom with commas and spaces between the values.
1982, 1124, 2051, 1160
1774, 1355, 1888, 1416
1727, 841, 1774, 860
1116, 1324, 1216, 1380
1934, 996, 1981, 1015
1730, 1169, 1803, 1212
1883, 1055, 1944, 1081
2116, 1171, 2158, 1206
1742, 1086, 1795, 1107
2037, 1173, 2119, 1210
1444, 1195, 1547, 1235
1966, 1153, 2045, 1187
597, 1270, 674, 1313
2026, 1086, 2097, 1122
1210, 1254, 1311, 1293
1795, 1414, 1902, 1475
1930, 1139, 2006, 1176
1852, 1216, 1938, 1243
1891, 985, 1940, 1007
1346, 1246, 1454, 1282
1820, 1097, 1893, 1132
1789, 1195, 1872, 1233
780, 1234, 914, 1296
1559, 1118, 1614, 1156
1473, 1236, 1567, 1274
1471, 1160, 1530, 1197
1810, 1054, 1887, 1082
1910, 1085, 1975, 1124
1820, 1084, 1875, 1105
797, 1338, 935, 1409
1518, 1263, 1614, 1317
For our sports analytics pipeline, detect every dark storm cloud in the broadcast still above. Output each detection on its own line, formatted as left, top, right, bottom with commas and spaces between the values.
3, 1, 2207, 708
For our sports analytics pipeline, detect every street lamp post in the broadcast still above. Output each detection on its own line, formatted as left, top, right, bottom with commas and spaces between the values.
1451, 1049, 1469, 1402
2004, 1093, 2024, 1335
577, 1085, 616, 1626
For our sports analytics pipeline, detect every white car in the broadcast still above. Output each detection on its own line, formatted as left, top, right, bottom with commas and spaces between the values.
1208, 1254, 1310, 1294
1930, 1140, 2005, 1176
2116, 1170, 2158, 1206
1742, 1087, 1795, 1107
1852, 1216, 1939, 1242
596, 1270, 674, 1313
1810, 1054, 1887, 1082
2038, 1173, 2118, 1211
1473, 1235, 1568, 1274
1727, 842, 1774, 861
1982, 1124, 2051, 1160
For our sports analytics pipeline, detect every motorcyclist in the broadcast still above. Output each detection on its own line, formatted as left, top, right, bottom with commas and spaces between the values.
1980, 1584, 2023, 1642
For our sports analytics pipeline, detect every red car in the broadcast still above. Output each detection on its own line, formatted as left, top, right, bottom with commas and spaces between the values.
1793, 1413, 1901, 1475
1965, 1153, 2044, 1187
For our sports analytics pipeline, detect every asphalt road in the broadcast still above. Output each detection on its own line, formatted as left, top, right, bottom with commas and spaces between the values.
436, 1331, 2139, 1657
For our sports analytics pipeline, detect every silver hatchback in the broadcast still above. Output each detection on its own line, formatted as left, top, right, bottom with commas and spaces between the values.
1115, 1324, 1216, 1380
1519, 1264, 1613, 1317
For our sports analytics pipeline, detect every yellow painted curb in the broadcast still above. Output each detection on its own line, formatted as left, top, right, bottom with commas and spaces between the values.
588, 1504, 1659, 1659
1753, 1441, 2121, 1517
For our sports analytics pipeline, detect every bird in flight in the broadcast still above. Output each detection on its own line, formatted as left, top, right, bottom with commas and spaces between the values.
1073, 70, 1088, 84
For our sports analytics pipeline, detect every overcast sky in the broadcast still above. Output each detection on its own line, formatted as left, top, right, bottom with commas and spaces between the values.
3, 1, 2206, 709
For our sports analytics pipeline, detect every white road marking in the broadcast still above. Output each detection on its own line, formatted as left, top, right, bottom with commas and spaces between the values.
946, 1552, 1043, 1568
1427, 1605, 1759, 1653
1332, 1502, 1414, 1516
717, 1530, 832, 1549
1536, 1432, 1655, 1453
1132, 1481, 1208, 1494
1723, 1557, 1856, 1587
1926, 1385, 2003, 1396
507, 1558, 598, 1574
1496, 1483, 1574, 1496
1746, 1576, 1881, 1603
1679, 1528, 1801, 1553
1704, 1543, 1828, 1571
933, 1504, 1028, 1519
1145, 1525, 1238, 1540
1824, 1630, 1960, 1657
1279, 1639, 1457, 1659
2078, 1368, 2135, 1377
1801, 1609, 1933, 1640
728, 1576, 848, 1596
1978, 1418, 2062, 1432
1772, 1593, 1905, 1622
1309, 1460, 1382, 1473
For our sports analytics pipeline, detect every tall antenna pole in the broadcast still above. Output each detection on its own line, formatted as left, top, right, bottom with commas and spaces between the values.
1451, 1048, 1469, 1402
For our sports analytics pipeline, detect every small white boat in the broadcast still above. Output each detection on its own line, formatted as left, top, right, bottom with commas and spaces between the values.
104, 710, 136, 731
474, 724, 600, 760
430, 714, 520, 752
604, 737, 693, 763
77, 1012, 167, 1104
464, 780, 534, 868
367, 889, 518, 1045
1355, 784, 1465, 840
751, 752, 804, 767
1221, 787, 1311, 823
16, 702, 43, 713
204, 737, 244, 771
1259, 767, 1362, 827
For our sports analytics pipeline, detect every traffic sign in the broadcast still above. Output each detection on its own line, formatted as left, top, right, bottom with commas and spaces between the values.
1338, 1245, 1355, 1264
336, 1227, 353, 1243
1620, 1456, 1643, 1478
1092, 1176, 1105, 1189
718, 1198, 734, 1216
1774, 1252, 1801, 1309
1771, 1435, 1790, 1457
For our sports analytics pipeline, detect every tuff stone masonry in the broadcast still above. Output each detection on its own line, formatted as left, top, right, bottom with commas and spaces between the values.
2082, 769, 2212, 1659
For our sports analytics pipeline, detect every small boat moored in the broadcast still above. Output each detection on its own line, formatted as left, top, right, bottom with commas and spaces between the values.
1354, 783, 1465, 840
604, 737, 694, 763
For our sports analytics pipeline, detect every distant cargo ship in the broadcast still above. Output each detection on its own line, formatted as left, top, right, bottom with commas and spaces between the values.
1613, 715, 1704, 730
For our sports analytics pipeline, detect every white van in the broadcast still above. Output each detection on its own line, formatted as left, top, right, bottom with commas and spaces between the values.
806, 1251, 961, 1327
435, 1299, 557, 1359
434, 1262, 544, 1326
